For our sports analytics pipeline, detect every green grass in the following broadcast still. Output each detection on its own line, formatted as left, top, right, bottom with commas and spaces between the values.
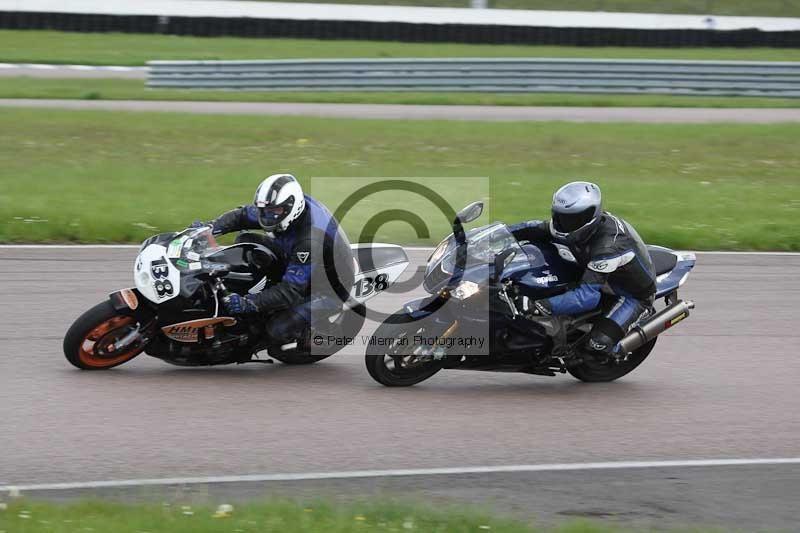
0, 498, 727, 533
1, 108, 798, 250
244, 0, 800, 17
0, 498, 576, 533
3, 77, 800, 108
2, 30, 800, 66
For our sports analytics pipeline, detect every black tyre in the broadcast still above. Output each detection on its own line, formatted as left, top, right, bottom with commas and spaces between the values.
567, 338, 657, 383
365, 314, 443, 387
63, 301, 145, 370
271, 304, 367, 365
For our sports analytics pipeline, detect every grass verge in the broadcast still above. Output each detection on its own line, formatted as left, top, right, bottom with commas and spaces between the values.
0, 108, 798, 250
2, 77, 800, 108
2, 30, 800, 66
0, 498, 706, 533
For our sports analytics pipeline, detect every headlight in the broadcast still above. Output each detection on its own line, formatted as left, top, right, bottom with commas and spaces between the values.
428, 236, 451, 265
450, 280, 481, 300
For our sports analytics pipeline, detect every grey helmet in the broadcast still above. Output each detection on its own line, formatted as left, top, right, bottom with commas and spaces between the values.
549, 181, 603, 244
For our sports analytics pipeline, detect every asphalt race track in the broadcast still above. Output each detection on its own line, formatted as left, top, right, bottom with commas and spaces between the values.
1, 247, 799, 529
3, 98, 800, 123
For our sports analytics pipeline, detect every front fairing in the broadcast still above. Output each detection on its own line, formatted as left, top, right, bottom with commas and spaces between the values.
134, 227, 221, 305
508, 246, 581, 297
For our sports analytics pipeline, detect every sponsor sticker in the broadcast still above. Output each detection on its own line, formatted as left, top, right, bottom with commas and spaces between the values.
167, 239, 183, 258
669, 312, 687, 326
162, 317, 237, 343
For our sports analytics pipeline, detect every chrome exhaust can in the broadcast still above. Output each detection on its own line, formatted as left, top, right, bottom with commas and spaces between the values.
618, 300, 695, 354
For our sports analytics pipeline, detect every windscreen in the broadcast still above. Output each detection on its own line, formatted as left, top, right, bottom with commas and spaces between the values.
164, 226, 221, 268
430, 223, 529, 276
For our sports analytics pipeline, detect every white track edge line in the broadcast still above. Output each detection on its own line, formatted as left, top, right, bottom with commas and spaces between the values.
2, 458, 799, 492
1, 244, 799, 256
0, 245, 140, 249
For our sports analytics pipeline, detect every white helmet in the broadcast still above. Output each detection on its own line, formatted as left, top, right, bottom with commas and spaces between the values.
253, 174, 305, 232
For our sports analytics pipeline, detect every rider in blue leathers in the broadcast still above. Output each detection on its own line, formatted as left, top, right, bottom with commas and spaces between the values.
203, 174, 354, 345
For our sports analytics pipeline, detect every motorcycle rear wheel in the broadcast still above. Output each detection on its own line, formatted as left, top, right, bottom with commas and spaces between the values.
567, 338, 657, 382
270, 304, 367, 365
365, 315, 443, 387
64, 301, 145, 370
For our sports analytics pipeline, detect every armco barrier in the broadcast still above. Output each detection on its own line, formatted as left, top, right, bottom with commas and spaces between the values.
147, 58, 800, 97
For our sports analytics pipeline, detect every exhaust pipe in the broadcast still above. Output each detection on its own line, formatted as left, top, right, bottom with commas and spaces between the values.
618, 299, 695, 354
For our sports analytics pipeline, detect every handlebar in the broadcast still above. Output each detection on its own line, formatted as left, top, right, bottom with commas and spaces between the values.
204, 262, 231, 277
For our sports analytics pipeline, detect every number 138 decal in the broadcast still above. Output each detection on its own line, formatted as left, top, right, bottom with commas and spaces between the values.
353, 273, 388, 298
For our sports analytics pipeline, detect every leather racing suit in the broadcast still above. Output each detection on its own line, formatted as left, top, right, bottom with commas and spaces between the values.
509, 212, 656, 354
209, 195, 355, 344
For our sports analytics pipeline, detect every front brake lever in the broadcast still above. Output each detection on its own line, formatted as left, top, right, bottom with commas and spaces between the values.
212, 279, 230, 318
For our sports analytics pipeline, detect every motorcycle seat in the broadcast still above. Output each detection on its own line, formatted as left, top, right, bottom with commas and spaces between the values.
648, 247, 678, 276
353, 244, 408, 273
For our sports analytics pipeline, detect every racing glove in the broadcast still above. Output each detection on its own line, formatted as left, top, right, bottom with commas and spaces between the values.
223, 293, 259, 315
189, 220, 206, 229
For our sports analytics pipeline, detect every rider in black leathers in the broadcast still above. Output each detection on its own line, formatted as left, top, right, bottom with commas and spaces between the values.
510, 181, 656, 358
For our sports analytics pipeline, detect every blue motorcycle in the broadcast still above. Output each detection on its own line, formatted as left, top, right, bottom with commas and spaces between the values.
365, 202, 696, 386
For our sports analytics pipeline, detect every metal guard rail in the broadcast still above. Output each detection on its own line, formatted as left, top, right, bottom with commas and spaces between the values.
147, 58, 800, 97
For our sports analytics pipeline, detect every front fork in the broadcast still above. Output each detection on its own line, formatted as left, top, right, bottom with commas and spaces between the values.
107, 288, 158, 351
497, 280, 520, 318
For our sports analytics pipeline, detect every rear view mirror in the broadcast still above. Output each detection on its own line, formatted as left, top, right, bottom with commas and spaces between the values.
456, 201, 484, 224
493, 249, 516, 282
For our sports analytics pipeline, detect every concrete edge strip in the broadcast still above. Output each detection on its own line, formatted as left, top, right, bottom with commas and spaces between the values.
1, 244, 799, 256
0, 63, 145, 71
2, 458, 799, 492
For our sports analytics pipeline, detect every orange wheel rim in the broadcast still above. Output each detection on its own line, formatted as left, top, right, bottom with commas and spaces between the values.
78, 315, 143, 368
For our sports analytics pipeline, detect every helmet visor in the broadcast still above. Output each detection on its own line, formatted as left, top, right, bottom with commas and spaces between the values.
257, 196, 295, 230
552, 206, 596, 234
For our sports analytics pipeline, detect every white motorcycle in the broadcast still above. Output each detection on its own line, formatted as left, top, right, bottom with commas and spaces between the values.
63, 225, 407, 369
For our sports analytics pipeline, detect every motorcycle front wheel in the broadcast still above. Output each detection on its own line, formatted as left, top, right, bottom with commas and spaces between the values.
365, 314, 443, 387
63, 301, 146, 370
